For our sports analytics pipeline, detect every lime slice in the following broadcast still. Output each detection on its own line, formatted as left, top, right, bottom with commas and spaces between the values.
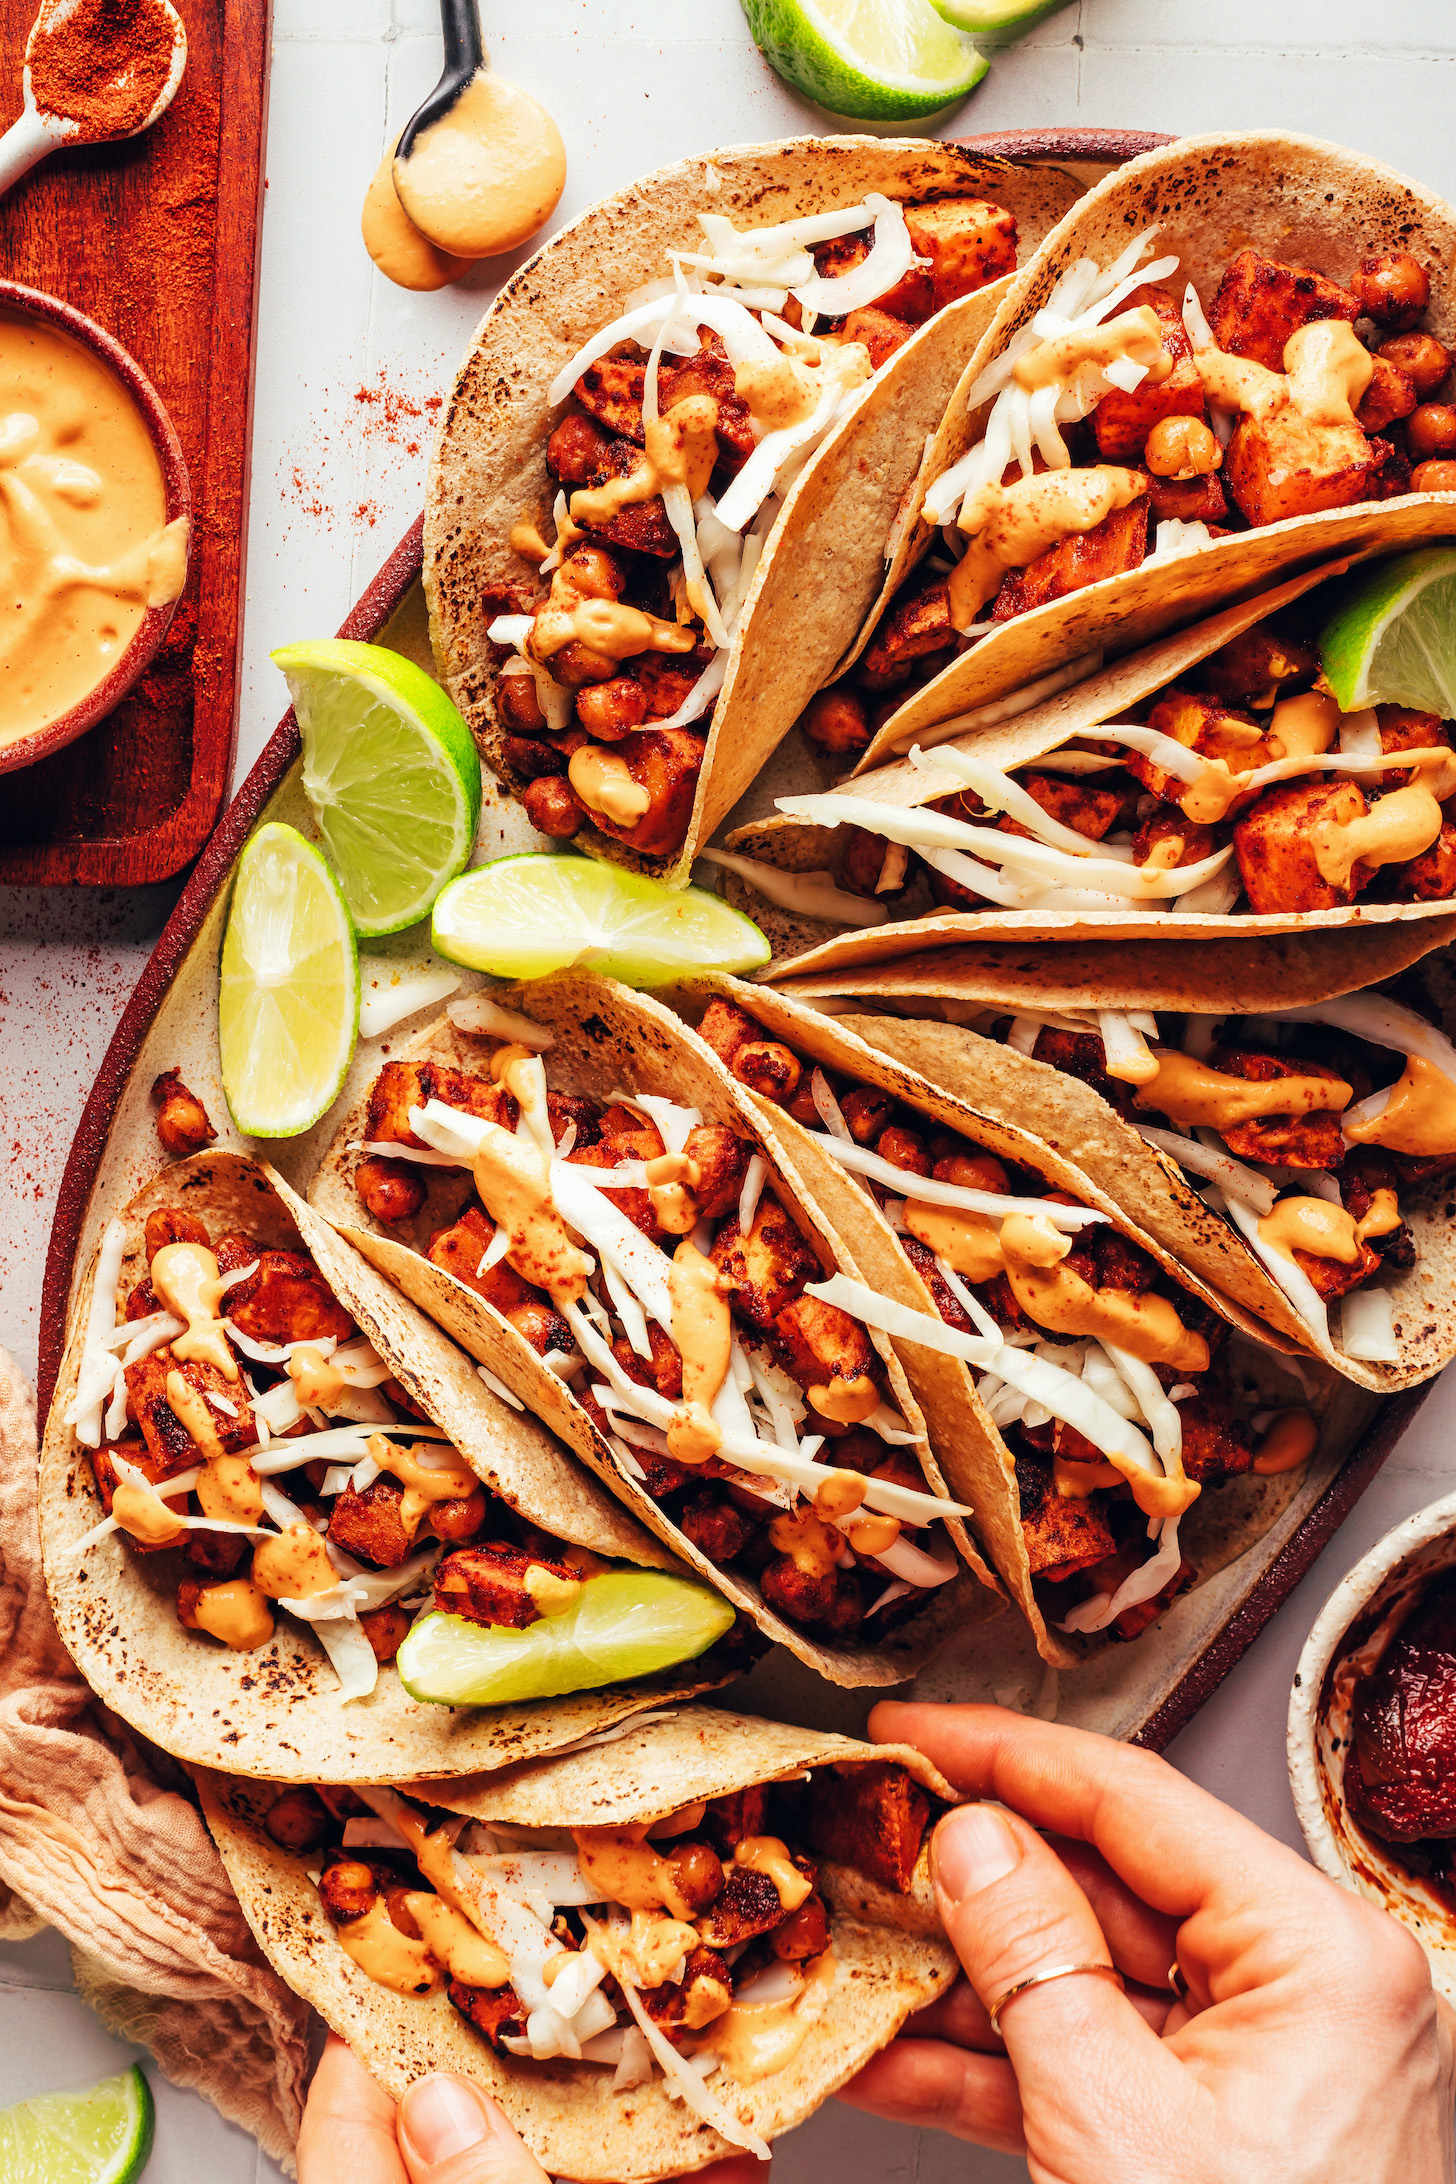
273, 638, 482, 938
0, 2063, 154, 2184
219, 821, 359, 1138
926, 0, 1070, 41
431, 853, 770, 987
739, 0, 987, 119
396, 1572, 736, 1707
1319, 547, 1456, 715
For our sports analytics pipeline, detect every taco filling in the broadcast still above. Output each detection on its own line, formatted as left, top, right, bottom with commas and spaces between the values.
63, 1176, 736, 1703
695, 994, 1297, 1641
484, 190, 1020, 857
774, 602, 1456, 921
816, 231, 1451, 747
345, 1002, 968, 1644
264, 1754, 939, 2147
919, 987, 1456, 1370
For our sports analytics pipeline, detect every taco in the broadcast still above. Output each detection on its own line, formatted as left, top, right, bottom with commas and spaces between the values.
771, 944, 1456, 1395
674, 976, 1333, 1664
200, 1708, 960, 2180
823, 129, 1456, 774
307, 974, 999, 1684
41, 1148, 750, 1781
712, 562, 1456, 966
423, 137, 1083, 882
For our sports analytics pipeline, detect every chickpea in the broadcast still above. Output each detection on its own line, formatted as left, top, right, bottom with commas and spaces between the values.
507, 1298, 570, 1355
1352, 253, 1431, 330
839, 1085, 894, 1145
801, 688, 871, 756
356, 1154, 425, 1226
264, 1787, 334, 1853
1407, 403, 1456, 462
876, 1124, 930, 1176
771, 1892, 831, 1962
358, 1604, 410, 1663
575, 676, 647, 739
1378, 331, 1452, 400
497, 670, 547, 733
1412, 460, 1456, 494
731, 1039, 803, 1104
549, 640, 619, 688
318, 1859, 381, 1925
149, 1068, 217, 1157
667, 1841, 725, 1915
428, 1486, 490, 1543
1144, 414, 1221, 479
522, 775, 585, 839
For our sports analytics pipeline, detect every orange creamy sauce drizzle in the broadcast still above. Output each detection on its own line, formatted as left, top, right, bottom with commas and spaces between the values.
191, 1578, 273, 1650
1312, 781, 1444, 888
1257, 1192, 1401, 1265
568, 745, 651, 826
531, 551, 696, 666
999, 1212, 1208, 1372
1131, 1052, 1353, 1129
666, 1238, 730, 1464
645, 1149, 701, 1236
0, 312, 188, 745
706, 1947, 837, 2085
1252, 1407, 1320, 1476
1013, 305, 1172, 394
948, 466, 1146, 627
471, 1125, 590, 1301
365, 1434, 478, 1539
1345, 1055, 1456, 1158
251, 1522, 337, 1601
150, 1243, 237, 1377
111, 1477, 186, 1547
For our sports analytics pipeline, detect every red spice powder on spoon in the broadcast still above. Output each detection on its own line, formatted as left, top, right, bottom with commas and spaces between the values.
27, 0, 178, 141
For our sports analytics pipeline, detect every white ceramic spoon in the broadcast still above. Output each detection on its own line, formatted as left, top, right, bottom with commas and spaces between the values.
0, 0, 187, 199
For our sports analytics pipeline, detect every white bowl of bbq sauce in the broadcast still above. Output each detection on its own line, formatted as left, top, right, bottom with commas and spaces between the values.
0, 280, 190, 775
1288, 1489, 1456, 2004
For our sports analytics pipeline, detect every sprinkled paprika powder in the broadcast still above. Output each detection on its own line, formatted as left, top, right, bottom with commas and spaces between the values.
27, 0, 177, 140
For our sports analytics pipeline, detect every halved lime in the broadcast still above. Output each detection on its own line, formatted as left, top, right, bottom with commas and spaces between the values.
1319, 547, 1456, 715
397, 1572, 736, 1707
0, 2062, 154, 2184
273, 639, 482, 938
431, 853, 770, 987
739, 0, 987, 119
219, 822, 359, 1138
927, 0, 1070, 41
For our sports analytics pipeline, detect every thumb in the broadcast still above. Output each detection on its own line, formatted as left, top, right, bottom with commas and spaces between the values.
398, 2077, 549, 2184
931, 1805, 1181, 2124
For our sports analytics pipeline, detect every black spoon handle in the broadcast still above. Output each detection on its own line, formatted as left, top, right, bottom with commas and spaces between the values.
396, 0, 485, 161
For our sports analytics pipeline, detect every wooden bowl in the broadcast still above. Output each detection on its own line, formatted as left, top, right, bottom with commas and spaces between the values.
1287, 1491, 1456, 2001
0, 279, 191, 776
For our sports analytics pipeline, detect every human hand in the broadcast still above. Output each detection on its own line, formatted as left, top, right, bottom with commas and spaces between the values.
296, 2032, 768, 2184
841, 1703, 1455, 2184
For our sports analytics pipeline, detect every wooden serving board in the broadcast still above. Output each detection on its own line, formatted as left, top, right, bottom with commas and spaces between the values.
37, 128, 1434, 1751
0, 0, 270, 885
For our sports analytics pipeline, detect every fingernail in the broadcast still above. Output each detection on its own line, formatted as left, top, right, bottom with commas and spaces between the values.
400, 2075, 490, 2166
932, 1805, 1022, 1900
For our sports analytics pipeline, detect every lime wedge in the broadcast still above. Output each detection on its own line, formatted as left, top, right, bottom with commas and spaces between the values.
431, 853, 770, 986
1319, 547, 1456, 715
273, 639, 482, 938
396, 1572, 736, 1707
219, 822, 359, 1138
739, 0, 987, 119
927, 0, 1070, 41
0, 2063, 154, 2184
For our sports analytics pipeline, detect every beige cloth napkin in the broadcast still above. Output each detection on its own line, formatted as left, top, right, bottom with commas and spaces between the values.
0, 1344, 311, 2168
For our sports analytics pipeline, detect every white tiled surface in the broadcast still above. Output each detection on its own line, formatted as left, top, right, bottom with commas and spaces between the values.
3, 3, 1456, 2176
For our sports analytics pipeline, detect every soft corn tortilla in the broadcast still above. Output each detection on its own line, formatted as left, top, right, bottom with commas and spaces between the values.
39, 1151, 725, 1783
770, 951, 1456, 1398
199, 1707, 959, 2182
673, 977, 1339, 1666
846, 129, 1456, 769
308, 971, 1002, 1685
422, 136, 1083, 884
719, 564, 1456, 967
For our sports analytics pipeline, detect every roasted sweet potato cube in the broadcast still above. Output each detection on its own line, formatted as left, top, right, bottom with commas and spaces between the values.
1296, 1236, 1383, 1302
223, 1247, 354, 1347
696, 1859, 812, 1948
859, 581, 954, 689
124, 1348, 256, 1476
1378, 707, 1450, 762
611, 1322, 684, 1403
546, 412, 614, 485
1223, 409, 1376, 529
185, 1528, 249, 1579
574, 438, 679, 558
431, 1203, 529, 1302
1176, 1397, 1254, 1485
771, 1294, 879, 1410
1233, 777, 1365, 911
1389, 820, 1456, 901
1199, 619, 1319, 707
710, 1193, 820, 1333
840, 306, 916, 371
1145, 469, 1230, 525
573, 354, 646, 443
434, 1542, 578, 1628
1015, 1454, 1116, 1580
582, 725, 705, 857
1093, 284, 1207, 461
661, 334, 756, 473
704, 1786, 770, 1853
448, 1979, 525, 2051
1208, 249, 1359, 372
89, 1440, 190, 1549
1126, 686, 1264, 802
328, 1479, 413, 1568
1130, 806, 1220, 870
144, 1206, 210, 1258
803, 1760, 930, 1894
1012, 771, 1125, 842
904, 198, 1017, 312
639, 1945, 734, 2034
682, 1123, 752, 1220
1082, 1547, 1197, 1640
571, 1138, 670, 1246
696, 995, 761, 1068
365, 1060, 513, 1151
993, 497, 1149, 621
1214, 1051, 1350, 1168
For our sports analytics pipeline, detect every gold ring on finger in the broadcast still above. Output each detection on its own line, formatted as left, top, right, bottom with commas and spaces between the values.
987, 1960, 1125, 2036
